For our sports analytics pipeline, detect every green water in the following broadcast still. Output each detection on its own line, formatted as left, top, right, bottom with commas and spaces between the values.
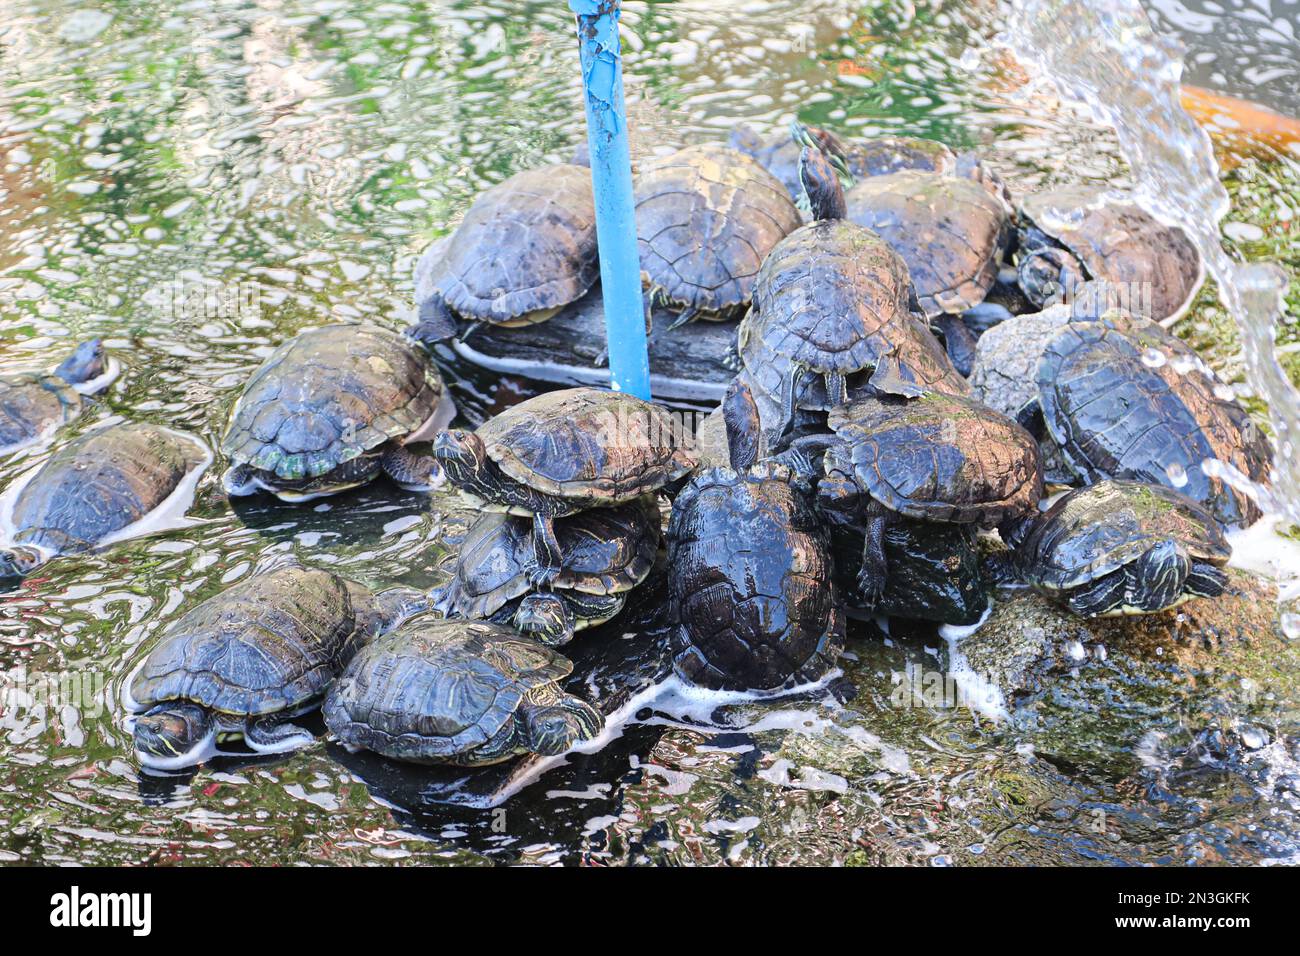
1, 0, 1298, 865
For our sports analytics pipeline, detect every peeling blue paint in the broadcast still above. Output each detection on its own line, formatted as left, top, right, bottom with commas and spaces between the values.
569, 0, 650, 399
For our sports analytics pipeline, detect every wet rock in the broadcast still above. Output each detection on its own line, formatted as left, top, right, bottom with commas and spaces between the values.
958, 572, 1300, 781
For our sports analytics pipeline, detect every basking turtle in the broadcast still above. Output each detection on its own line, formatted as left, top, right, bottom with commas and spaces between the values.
783, 390, 1042, 604
434, 387, 695, 586
1016, 186, 1203, 322
407, 163, 598, 343
1022, 317, 1270, 527
1010, 479, 1230, 617
667, 380, 842, 691
969, 293, 1134, 481
845, 170, 1010, 318
634, 143, 802, 327
738, 133, 967, 441
0, 340, 112, 457
222, 324, 452, 502
435, 496, 661, 645
0, 422, 210, 580
730, 124, 957, 207
323, 617, 603, 766
125, 565, 424, 771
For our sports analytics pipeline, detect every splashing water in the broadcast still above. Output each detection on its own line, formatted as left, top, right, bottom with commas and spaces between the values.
1005, 0, 1299, 526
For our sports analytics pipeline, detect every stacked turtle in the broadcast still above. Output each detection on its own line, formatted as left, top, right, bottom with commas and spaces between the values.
432, 387, 695, 646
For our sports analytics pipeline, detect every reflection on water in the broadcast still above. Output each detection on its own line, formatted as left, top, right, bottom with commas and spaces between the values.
0, 0, 1297, 864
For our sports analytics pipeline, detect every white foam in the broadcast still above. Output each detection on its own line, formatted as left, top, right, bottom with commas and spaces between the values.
940, 605, 1009, 723
71, 355, 123, 396
1227, 515, 1300, 602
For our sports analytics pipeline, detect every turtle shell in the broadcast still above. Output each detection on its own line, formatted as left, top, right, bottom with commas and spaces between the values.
1035, 318, 1270, 526
667, 461, 842, 691
322, 618, 571, 760
1020, 186, 1203, 322
444, 496, 662, 620
1017, 479, 1230, 591
476, 387, 696, 503
635, 143, 801, 317
10, 422, 208, 554
0, 372, 83, 453
222, 324, 445, 482
425, 164, 598, 324
738, 219, 969, 406
129, 566, 369, 717
822, 391, 1044, 525
846, 171, 1010, 317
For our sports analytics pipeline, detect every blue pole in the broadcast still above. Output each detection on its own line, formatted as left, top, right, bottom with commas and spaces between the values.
569, 0, 651, 399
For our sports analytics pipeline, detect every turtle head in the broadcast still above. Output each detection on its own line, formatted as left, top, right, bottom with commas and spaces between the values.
133, 702, 216, 770
791, 122, 851, 178
432, 429, 490, 492
797, 136, 849, 222
1132, 539, 1192, 613
0, 546, 43, 580
514, 592, 574, 646
54, 339, 105, 386
723, 377, 762, 471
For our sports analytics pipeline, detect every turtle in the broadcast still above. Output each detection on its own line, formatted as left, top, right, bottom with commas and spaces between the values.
1015, 186, 1204, 322
780, 389, 1043, 605
0, 421, 210, 580
968, 293, 1135, 481
845, 170, 1011, 318
666, 379, 842, 691
1020, 317, 1271, 527
433, 387, 696, 587
124, 564, 426, 771
1008, 479, 1230, 617
730, 124, 957, 207
0, 340, 113, 457
434, 495, 661, 645
323, 617, 604, 766
738, 130, 968, 442
633, 142, 802, 328
222, 324, 453, 502
406, 163, 598, 343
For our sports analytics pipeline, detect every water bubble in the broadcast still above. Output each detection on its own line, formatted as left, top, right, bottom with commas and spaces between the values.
1141, 347, 1167, 368
1281, 612, 1300, 642
1165, 462, 1188, 487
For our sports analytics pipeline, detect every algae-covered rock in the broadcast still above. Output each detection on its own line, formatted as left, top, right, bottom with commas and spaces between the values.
958, 572, 1300, 783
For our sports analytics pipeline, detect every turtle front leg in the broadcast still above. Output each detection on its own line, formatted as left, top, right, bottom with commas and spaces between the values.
1185, 560, 1228, 598
857, 502, 891, 607
1066, 571, 1126, 617
381, 442, 443, 491
406, 296, 460, 345
244, 716, 315, 755
528, 513, 563, 588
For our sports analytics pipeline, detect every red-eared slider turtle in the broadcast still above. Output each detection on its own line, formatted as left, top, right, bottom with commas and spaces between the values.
969, 294, 1135, 481
0, 422, 210, 580
667, 380, 842, 691
784, 390, 1042, 604
323, 617, 603, 766
434, 387, 695, 586
1009, 479, 1230, 617
1022, 317, 1270, 527
634, 143, 802, 328
406, 164, 598, 343
124, 565, 424, 771
738, 133, 968, 442
845, 170, 1010, 318
1016, 186, 1203, 322
0, 340, 113, 457
222, 324, 453, 502
434, 496, 661, 645
730, 124, 957, 207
